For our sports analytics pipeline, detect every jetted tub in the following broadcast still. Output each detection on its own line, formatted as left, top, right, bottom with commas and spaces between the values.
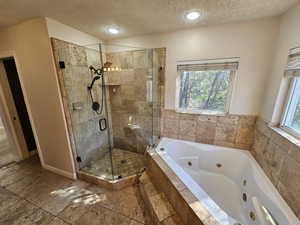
155, 138, 300, 225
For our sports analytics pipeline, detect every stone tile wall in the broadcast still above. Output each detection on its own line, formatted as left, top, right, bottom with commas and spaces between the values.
51, 38, 111, 168
106, 48, 165, 153
252, 118, 300, 218
161, 109, 257, 150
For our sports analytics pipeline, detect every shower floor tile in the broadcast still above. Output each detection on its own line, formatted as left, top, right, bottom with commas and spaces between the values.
81, 148, 145, 180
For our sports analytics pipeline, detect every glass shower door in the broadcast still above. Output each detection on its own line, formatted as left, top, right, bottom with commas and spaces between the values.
52, 39, 114, 180
104, 45, 158, 179
52, 39, 165, 182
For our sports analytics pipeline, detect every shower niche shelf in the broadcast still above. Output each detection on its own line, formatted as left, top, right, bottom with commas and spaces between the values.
105, 83, 121, 86
98, 83, 121, 86
100, 83, 120, 93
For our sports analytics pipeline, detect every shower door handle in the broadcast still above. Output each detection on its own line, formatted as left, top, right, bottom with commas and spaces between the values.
99, 118, 107, 131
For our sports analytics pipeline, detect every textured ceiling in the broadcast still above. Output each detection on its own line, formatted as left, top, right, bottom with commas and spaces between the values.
0, 0, 299, 40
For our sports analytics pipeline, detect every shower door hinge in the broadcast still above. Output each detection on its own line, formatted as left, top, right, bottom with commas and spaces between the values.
59, 61, 66, 69
76, 156, 82, 163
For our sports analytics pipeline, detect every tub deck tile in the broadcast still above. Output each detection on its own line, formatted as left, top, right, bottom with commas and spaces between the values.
138, 172, 184, 225
162, 215, 185, 225
149, 193, 175, 222
147, 149, 220, 225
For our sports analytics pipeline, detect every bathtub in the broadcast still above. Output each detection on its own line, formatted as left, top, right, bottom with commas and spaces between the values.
154, 138, 299, 225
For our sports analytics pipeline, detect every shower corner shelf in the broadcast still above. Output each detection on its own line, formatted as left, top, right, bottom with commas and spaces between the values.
106, 83, 121, 86
102, 83, 120, 93
98, 83, 121, 86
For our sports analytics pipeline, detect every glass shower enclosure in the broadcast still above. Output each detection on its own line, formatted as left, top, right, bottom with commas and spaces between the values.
51, 39, 163, 181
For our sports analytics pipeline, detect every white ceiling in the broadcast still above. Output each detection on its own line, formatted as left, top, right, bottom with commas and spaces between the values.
0, 0, 299, 40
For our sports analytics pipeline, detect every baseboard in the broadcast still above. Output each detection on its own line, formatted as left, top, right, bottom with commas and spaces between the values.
43, 163, 77, 180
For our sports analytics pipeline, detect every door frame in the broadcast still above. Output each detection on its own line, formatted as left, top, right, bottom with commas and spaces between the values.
0, 50, 44, 164
0, 86, 22, 161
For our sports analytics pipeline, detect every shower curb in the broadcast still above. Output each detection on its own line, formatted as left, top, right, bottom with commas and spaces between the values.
77, 170, 138, 190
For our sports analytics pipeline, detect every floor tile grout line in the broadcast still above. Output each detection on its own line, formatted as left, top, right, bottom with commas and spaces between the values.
1, 185, 67, 225
2, 171, 45, 189
21, 197, 72, 225
1, 160, 148, 225
2, 174, 141, 224
0, 161, 16, 169
88, 199, 147, 224
2, 177, 72, 225
0, 162, 48, 188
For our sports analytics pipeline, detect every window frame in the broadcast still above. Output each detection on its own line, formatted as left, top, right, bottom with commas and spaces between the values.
280, 77, 300, 139
175, 63, 237, 115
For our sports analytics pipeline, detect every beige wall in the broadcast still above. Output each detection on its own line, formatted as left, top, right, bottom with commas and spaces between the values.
0, 18, 75, 178
46, 17, 100, 46
108, 18, 279, 115
261, 3, 300, 123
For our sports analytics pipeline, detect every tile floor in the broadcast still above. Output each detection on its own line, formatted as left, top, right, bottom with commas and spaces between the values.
0, 156, 147, 225
81, 148, 146, 180
0, 132, 15, 168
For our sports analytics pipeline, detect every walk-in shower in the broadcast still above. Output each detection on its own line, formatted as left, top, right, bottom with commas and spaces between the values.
51, 39, 164, 183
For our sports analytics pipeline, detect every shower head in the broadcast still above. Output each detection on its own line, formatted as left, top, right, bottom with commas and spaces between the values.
87, 75, 101, 90
89, 66, 102, 75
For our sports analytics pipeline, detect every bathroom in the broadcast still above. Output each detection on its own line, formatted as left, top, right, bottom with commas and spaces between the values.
0, 1, 299, 225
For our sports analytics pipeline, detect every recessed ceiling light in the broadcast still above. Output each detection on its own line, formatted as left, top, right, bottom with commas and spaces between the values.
186, 11, 200, 20
107, 27, 119, 34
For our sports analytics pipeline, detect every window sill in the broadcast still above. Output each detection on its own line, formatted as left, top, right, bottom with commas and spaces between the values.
175, 109, 227, 116
269, 126, 300, 147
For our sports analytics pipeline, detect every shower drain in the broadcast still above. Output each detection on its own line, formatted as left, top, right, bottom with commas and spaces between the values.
242, 193, 247, 202
250, 211, 256, 221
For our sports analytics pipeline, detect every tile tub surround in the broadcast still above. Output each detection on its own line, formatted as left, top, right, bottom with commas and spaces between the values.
161, 109, 257, 150
51, 38, 113, 168
138, 172, 184, 225
252, 118, 300, 218
146, 149, 218, 225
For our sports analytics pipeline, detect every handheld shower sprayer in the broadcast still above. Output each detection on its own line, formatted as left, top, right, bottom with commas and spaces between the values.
87, 62, 114, 91
87, 75, 101, 90
87, 65, 104, 114
87, 62, 113, 115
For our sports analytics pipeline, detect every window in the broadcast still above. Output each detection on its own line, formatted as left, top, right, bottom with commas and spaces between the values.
281, 50, 300, 137
176, 59, 239, 114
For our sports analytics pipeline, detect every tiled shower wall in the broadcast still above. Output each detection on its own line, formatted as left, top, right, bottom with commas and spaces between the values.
161, 109, 257, 150
52, 38, 111, 167
252, 118, 300, 218
105, 48, 165, 154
